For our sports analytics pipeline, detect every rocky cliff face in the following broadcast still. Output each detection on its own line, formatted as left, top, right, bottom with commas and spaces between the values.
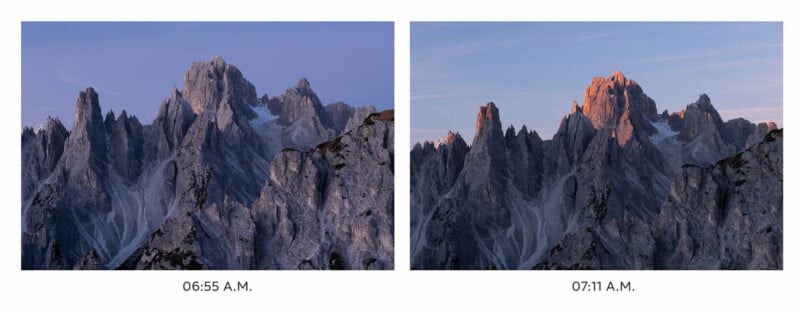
410, 71, 782, 270
22, 57, 392, 270
23, 88, 116, 269
653, 129, 782, 269
251, 112, 394, 269
21, 117, 68, 206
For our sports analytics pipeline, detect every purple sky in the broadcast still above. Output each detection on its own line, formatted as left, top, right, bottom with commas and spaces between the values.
22, 22, 394, 129
411, 22, 783, 145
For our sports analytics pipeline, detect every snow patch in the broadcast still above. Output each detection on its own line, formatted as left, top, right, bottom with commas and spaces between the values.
650, 119, 683, 172
650, 119, 678, 145
249, 105, 277, 129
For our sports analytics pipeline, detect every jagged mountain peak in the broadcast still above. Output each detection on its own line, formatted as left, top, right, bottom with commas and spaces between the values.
56, 87, 111, 208
169, 85, 182, 101
425, 130, 467, 151
467, 101, 507, 182
587, 70, 636, 91
266, 77, 325, 125
289, 77, 319, 100
104, 110, 115, 128
475, 101, 501, 138
74, 87, 101, 126
446, 130, 464, 145
570, 100, 582, 114
674, 94, 724, 133
684, 93, 722, 121
44, 116, 65, 133
295, 77, 312, 91
210, 55, 226, 65
610, 70, 628, 83
557, 107, 592, 131
69, 87, 107, 157
182, 57, 258, 117
505, 124, 516, 139
694, 93, 711, 108
582, 71, 657, 130
674, 93, 718, 121
103, 109, 133, 127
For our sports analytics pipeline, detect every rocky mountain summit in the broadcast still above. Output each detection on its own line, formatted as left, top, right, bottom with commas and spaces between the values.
411, 71, 781, 269
22, 57, 393, 270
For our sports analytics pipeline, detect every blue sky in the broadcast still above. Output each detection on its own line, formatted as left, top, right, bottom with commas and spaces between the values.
411, 22, 783, 145
22, 22, 394, 129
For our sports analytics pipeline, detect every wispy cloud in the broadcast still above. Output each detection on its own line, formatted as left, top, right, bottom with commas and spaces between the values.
56, 66, 120, 96
703, 58, 776, 70
411, 35, 536, 83
411, 127, 447, 134
410, 84, 490, 104
411, 93, 452, 101
655, 57, 781, 76
576, 30, 622, 42
626, 50, 718, 65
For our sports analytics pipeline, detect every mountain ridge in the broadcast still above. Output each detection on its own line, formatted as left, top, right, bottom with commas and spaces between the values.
410, 71, 782, 269
22, 57, 393, 270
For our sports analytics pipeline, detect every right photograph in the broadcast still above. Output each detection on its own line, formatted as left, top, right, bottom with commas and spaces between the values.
410, 22, 783, 270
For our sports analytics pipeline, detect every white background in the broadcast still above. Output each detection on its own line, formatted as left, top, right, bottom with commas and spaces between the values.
0, 1, 796, 310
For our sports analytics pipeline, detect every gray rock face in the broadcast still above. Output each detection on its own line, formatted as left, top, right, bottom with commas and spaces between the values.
410, 132, 469, 259
344, 106, 378, 133
105, 111, 144, 184
22, 57, 391, 270
653, 130, 782, 269
21, 117, 68, 205
546, 108, 595, 177
267, 78, 322, 125
266, 78, 335, 148
664, 94, 774, 167
745, 122, 778, 147
259, 78, 370, 150
324, 101, 355, 133
413, 103, 543, 269
252, 112, 394, 269
23, 87, 114, 269
64, 87, 110, 188
145, 87, 196, 162
581, 71, 658, 143
411, 71, 781, 270
182, 56, 258, 122
505, 126, 543, 200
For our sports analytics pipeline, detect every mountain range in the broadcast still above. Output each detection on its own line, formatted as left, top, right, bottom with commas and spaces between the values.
410, 71, 781, 269
22, 57, 394, 270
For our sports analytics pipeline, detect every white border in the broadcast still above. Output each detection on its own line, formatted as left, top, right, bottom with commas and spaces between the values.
1, 1, 795, 310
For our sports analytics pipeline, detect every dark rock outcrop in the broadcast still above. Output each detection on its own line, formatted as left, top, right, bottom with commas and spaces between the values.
653, 130, 782, 269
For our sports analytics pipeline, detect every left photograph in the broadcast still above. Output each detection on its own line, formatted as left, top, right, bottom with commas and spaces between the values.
21, 22, 394, 270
